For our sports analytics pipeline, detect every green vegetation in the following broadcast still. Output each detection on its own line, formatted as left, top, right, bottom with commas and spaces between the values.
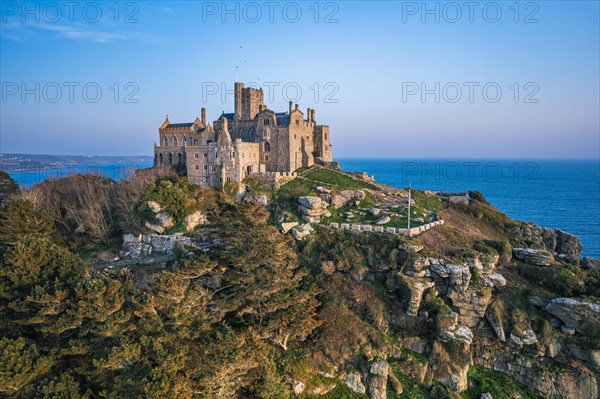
464, 365, 540, 399
1, 169, 597, 399
305, 169, 378, 190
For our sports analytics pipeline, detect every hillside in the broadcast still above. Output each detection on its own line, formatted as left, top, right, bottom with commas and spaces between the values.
0, 168, 598, 399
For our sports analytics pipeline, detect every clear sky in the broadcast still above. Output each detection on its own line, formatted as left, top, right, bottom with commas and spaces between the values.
1, 0, 599, 158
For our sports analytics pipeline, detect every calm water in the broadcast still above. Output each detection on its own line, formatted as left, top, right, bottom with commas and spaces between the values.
338, 159, 600, 258
8, 158, 599, 258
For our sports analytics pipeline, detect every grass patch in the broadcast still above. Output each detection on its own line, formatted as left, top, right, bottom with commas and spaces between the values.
463, 365, 541, 399
306, 169, 378, 190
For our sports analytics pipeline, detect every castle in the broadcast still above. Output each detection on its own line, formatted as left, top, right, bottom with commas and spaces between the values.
153, 82, 333, 188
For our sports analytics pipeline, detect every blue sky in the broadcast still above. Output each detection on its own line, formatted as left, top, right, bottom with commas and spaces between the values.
1, 0, 599, 158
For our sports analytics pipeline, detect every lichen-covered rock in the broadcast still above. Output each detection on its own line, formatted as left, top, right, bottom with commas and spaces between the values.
489, 352, 598, 399
343, 371, 366, 394
430, 260, 471, 294
534, 297, 600, 336
398, 274, 435, 316
368, 359, 389, 399
448, 287, 492, 328
399, 241, 424, 253
517, 223, 583, 264
512, 248, 554, 266
182, 211, 207, 232
298, 195, 323, 209
429, 340, 471, 392
243, 193, 269, 206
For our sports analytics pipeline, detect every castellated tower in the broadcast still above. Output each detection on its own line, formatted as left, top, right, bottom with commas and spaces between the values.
153, 81, 335, 189
234, 82, 264, 121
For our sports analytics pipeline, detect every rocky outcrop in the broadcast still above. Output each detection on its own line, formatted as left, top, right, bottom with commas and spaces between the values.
298, 196, 330, 223
281, 222, 299, 234
291, 223, 314, 241
182, 211, 207, 232
483, 351, 598, 399
343, 371, 366, 394
243, 193, 269, 206
429, 339, 472, 392
517, 223, 583, 264
120, 233, 192, 259
144, 201, 175, 234
581, 257, 600, 270
398, 274, 434, 316
531, 297, 600, 336
368, 359, 388, 399
512, 248, 554, 266
329, 189, 366, 209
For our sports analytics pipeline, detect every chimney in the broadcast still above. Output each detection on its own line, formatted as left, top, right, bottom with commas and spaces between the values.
311, 109, 316, 122
295, 103, 299, 111
201, 107, 206, 125
289, 101, 292, 114
307, 107, 310, 121
234, 82, 243, 121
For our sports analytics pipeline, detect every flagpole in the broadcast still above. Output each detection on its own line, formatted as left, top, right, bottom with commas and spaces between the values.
408, 182, 411, 230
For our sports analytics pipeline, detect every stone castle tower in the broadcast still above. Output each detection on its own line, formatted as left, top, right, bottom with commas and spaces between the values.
153, 82, 334, 188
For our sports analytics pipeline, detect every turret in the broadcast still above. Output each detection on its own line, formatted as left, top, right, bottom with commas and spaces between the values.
219, 115, 232, 146
234, 82, 243, 121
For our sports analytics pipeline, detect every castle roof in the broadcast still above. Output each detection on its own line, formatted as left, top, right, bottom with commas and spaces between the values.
275, 112, 290, 125
219, 113, 235, 121
166, 123, 195, 128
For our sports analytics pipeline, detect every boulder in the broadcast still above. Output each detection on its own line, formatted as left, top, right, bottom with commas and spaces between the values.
539, 297, 600, 336
483, 273, 506, 287
485, 306, 506, 342
399, 242, 424, 253
145, 222, 165, 234
183, 211, 207, 232
243, 193, 269, 206
343, 371, 366, 394
147, 200, 162, 213
316, 185, 331, 194
298, 195, 322, 209
512, 248, 554, 266
292, 380, 305, 396
155, 212, 175, 230
581, 257, 600, 270
375, 215, 391, 225
368, 360, 389, 399
281, 222, 299, 234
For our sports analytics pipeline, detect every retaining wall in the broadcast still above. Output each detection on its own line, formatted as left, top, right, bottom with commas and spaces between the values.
328, 220, 444, 237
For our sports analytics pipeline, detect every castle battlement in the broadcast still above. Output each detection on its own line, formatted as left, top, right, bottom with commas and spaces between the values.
153, 82, 333, 189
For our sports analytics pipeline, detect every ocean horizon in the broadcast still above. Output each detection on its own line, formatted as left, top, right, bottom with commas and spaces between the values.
5, 156, 599, 258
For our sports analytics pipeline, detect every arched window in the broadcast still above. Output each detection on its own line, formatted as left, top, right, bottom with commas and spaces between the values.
265, 142, 271, 152
168, 153, 173, 164
159, 153, 163, 165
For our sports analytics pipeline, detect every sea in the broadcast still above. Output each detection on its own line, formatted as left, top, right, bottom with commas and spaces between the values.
6, 158, 599, 258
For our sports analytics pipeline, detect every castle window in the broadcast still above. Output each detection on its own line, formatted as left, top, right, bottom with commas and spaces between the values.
194, 139, 198, 145
265, 155, 269, 162
204, 165, 207, 170
264, 119, 270, 125
194, 153, 199, 159
204, 152, 208, 158
226, 177, 231, 182
296, 120, 299, 125
212, 166, 216, 172
215, 151, 218, 158
294, 134, 297, 139
264, 142, 271, 152
231, 152, 235, 158
195, 165, 199, 171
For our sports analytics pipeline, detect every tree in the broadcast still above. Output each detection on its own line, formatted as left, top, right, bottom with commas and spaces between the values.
0, 172, 19, 206
210, 207, 321, 351
0, 198, 54, 254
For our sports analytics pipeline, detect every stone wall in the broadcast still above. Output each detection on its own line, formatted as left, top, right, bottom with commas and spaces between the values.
328, 220, 444, 237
